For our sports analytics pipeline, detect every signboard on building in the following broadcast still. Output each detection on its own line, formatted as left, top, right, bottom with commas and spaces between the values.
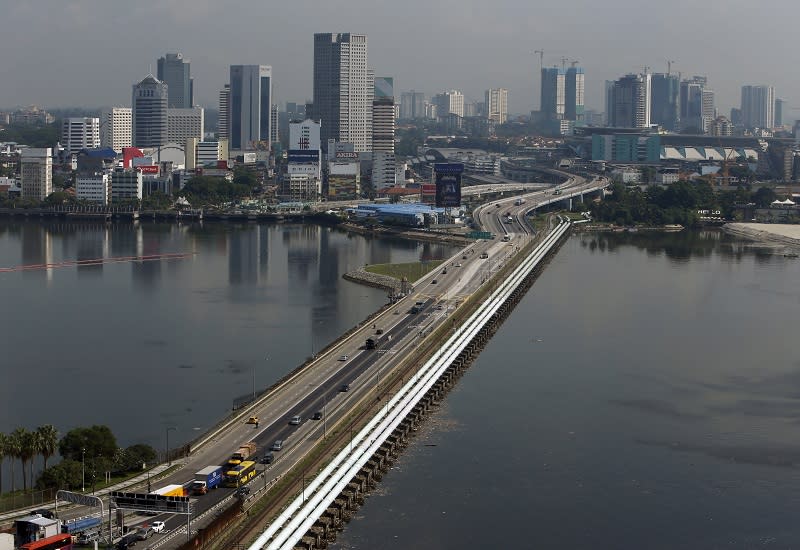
335, 151, 358, 159
420, 184, 436, 205
288, 150, 321, 164
136, 165, 159, 175
434, 163, 463, 207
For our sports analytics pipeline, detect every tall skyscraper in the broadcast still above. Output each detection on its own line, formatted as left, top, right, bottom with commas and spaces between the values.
565, 67, 584, 122
433, 90, 464, 118
313, 33, 372, 152
20, 148, 52, 200
61, 117, 100, 155
167, 107, 204, 144
229, 65, 272, 150
775, 98, 785, 127
218, 84, 230, 140
400, 91, 425, 120
157, 53, 193, 108
372, 77, 396, 188
270, 104, 279, 144
132, 75, 168, 148
650, 73, 680, 131
540, 67, 565, 119
609, 73, 651, 128
100, 108, 132, 152
485, 88, 508, 124
741, 85, 775, 129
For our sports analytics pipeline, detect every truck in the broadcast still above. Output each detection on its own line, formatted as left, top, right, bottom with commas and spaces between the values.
228, 441, 257, 466
514, 198, 525, 206
191, 465, 223, 495
62, 516, 102, 534
150, 484, 185, 497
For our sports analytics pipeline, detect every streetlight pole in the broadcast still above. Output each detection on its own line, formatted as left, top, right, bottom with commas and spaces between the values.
166, 427, 176, 466
81, 448, 85, 492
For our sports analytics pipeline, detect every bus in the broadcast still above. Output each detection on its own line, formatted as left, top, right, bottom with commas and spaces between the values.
21, 534, 74, 550
223, 460, 257, 488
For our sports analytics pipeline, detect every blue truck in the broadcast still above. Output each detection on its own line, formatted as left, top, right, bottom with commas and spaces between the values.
191, 465, 223, 495
62, 516, 102, 534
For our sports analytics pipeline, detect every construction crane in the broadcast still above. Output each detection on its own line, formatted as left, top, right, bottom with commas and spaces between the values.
534, 50, 545, 72
570, 59, 580, 68
560, 56, 570, 71
666, 59, 675, 75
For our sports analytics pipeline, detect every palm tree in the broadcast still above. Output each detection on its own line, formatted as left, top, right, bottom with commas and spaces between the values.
20, 430, 39, 492
0, 432, 8, 494
36, 425, 58, 473
26, 430, 40, 491
8, 428, 23, 493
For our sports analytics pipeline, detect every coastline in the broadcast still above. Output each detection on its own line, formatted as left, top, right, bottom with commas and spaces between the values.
722, 223, 800, 247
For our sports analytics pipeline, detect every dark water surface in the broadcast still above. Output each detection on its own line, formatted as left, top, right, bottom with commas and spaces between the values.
332, 230, 800, 550
0, 220, 457, 456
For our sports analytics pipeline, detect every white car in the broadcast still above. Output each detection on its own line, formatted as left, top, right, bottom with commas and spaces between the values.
338, 355, 348, 361
151, 521, 165, 533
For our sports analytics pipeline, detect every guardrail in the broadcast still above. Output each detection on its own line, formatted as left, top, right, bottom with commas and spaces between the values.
249, 219, 572, 549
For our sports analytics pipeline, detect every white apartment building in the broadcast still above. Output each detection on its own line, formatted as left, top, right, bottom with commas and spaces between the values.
61, 118, 100, 155
101, 108, 132, 152
185, 138, 229, 170
167, 107, 204, 145
485, 88, 508, 124
218, 84, 230, 140
76, 173, 110, 205
289, 119, 322, 151
434, 90, 465, 118
20, 148, 52, 200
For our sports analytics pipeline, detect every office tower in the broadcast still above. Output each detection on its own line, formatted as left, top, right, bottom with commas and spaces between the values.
229, 65, 272, 150
604, 81, 615, 125
433, 90, 464, 118
111, 168, 143, 202
270, 104, 279, 143
61, 117, 100, 155
540, 67, 565, 119
76, 173, 110, 205
313, 33, 372, 152
485, 88, 508, 124
218, 84, 230, 140
100, 108, 132, 152
679, 78, 704, 132
650, 73, 680, 131
372, 77, 396, 188
701, 89, 715, 132
565, 67, 584, 122
400, 91, 425, 120
730, 107, 742, 126
775, 98, 785, 127
157, 53, 193, 108
20, 148, 52, 200
287, 119, 322, 199
132, 74, 168, 148
167, 107, 204, 144
740, 85, 775, 129
609, 73, 651, 128
186, 138, 228, 170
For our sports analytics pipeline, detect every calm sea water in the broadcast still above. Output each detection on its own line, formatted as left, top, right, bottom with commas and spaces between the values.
332, 230, 800, 549
0, 220, 458, 459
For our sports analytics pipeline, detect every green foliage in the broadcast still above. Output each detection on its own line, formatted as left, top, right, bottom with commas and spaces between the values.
36, 459, 83, 491
117, 444, 157, 472
43, 191, 74, 206
0, 123, 60, 148
58, 425, 118, 462
141, 191, 172, 210
178, 176, 252, 206
752, 186, 777, 207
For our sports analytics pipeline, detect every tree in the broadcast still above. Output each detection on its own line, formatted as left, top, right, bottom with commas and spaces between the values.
119, 444, 157, 472
0, 432, 7, 494
36, 459, 82, 491
58, 425, 118, 463
20, 429, 38, 491
752, 186, 777, 208
36, 425, 58, 473
6, 430, 20, 492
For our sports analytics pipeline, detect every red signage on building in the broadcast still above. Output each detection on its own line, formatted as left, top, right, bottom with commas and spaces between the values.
136, 165, 159, 175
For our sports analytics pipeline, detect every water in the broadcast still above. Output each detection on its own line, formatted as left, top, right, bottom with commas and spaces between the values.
0, 219, 458, 458
333, 230, 800, 549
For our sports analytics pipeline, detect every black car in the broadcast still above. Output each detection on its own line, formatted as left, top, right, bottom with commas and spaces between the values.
235, 486, 250, 497
340, 384, 350, 392
312, 411, 323, 420
32, 509, 54, 519
260, 453, 274, 464
116, 534, 138, 550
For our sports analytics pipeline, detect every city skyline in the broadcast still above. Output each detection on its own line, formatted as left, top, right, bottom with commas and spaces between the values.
1, 0, 799, 118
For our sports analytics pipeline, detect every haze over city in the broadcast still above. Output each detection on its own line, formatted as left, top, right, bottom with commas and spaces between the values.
2, 0, 799, 116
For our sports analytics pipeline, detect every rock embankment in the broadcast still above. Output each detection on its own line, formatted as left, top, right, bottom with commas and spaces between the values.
723, 223, 800, 247
343, 268, 402, 291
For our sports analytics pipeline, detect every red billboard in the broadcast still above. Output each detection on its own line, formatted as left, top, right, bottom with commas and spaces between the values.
136, 165, 159, 175
421, 184, 436, 205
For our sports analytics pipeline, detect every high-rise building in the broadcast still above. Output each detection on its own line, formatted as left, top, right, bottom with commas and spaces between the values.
218, 84, 230, 140
740, 85, 775, 129
132, 75, 168, 148
61, 117, 100, 155
400, 91, 425, 120
701, 89, 715, 132
270, 104, 279, 144
157, 53, 193, 108
775, 98, 786, 127
229, 65, 272, 150
609, 73, 651, 128
111, 168, 143, 202
313, 33, 372, 152
167, 107, 204, 144
373, 77, 396, 188
20, 148, 52, 200
565, 67, 584, 122
650, 73, 680, 131
540, 67, 565, 120
433, 90, 464, 118
76, 173, 110, 205
679, 78, 703, 132
186, 138, 228, 170
485, 88, 508, 124
100, 108, 132, 152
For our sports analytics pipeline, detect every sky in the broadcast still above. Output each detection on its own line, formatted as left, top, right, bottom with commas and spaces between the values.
2, 0, 799, 119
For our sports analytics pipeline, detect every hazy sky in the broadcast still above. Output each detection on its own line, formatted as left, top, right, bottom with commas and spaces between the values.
2, 0, 799, 118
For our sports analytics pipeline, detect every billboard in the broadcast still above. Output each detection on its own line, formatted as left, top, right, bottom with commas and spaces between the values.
335, 151, 358, 159
434, 163, 463, 207
288, 149, 321, 164
111, 491, 191, 514
420, 184, 436, 205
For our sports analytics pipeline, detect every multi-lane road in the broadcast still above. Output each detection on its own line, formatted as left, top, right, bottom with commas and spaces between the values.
49, 173, 606, 548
